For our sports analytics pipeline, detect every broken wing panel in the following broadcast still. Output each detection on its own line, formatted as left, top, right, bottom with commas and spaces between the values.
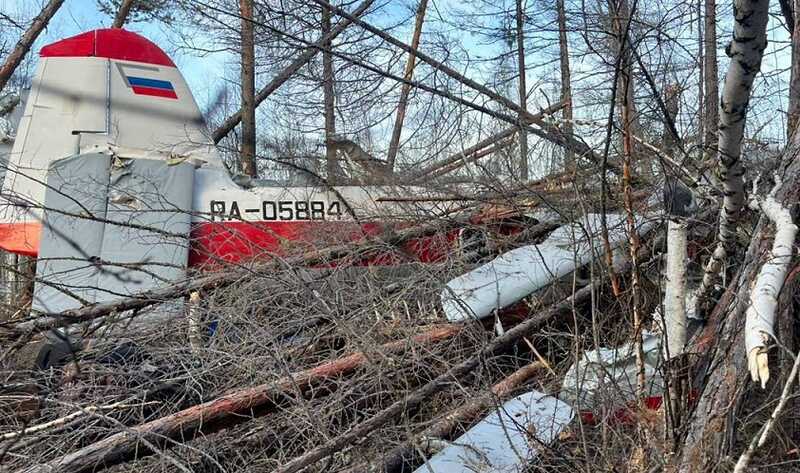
32, 153, 111, 313
94, 158, 193, 302
442, 213, 655, 321
413, 390, 574, 472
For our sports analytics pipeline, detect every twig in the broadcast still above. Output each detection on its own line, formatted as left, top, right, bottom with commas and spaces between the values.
733, 347, 800, 472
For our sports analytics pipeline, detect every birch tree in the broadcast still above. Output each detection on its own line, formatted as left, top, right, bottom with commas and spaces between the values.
698, 0, 769, 304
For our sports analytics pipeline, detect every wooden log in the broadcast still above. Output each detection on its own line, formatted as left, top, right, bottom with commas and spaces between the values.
15, 325, 463, 473
344, 361, 546, 473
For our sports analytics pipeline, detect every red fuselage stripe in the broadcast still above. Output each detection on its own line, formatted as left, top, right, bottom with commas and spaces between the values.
0, 221, 454, 267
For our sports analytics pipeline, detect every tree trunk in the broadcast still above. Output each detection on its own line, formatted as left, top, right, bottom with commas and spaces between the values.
609, 0, 647, 178
516, 0, 529, 181
698, 0, 769, 303
697, 0, 705, 154
788, 0, 800, 138
557, 0, 574, 169
679, 128, 800, 473
703, 0, 719, 162
239, 0, 257, 177
321, 4, 341, 184
17, 325, 464, 473
212, 0, 375, 144
780, 0, 795, 34
0, 0, 65, 93
309, 0, 621, 175
386, 0, 428, 173
111, 0, 135, 28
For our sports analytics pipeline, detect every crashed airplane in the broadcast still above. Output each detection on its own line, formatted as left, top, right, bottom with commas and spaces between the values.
0, 29, 473, 313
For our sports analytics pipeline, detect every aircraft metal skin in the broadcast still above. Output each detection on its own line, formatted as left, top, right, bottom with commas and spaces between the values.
0, 29, 454, 267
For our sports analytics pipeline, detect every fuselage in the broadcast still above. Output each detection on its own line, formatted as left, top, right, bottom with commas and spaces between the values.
0, 29, 456, 267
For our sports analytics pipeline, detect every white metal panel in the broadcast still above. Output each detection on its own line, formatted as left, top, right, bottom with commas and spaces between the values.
413, 391, 574, 473
4, 57, 108, 219
95, 158, 193, 302
108, 61, 220, 166
441, 214, 656, 321
32, 153, 111, 313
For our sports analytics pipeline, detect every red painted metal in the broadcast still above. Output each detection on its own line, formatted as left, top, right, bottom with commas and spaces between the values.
40, 29, 176, 67
188, 221, 455, 267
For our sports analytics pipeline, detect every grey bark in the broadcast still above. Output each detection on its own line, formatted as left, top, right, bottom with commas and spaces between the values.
321, 4, 341, 184
211, 0, 375, 144
704, 0, 719, 162
0, 0, 65, 93
663, 84, 680, 155
557, 0, 574, 168
239, 0, 257, 177
697, 0, 704, 154
515, 0, 529, 180
385, 0, 428, 173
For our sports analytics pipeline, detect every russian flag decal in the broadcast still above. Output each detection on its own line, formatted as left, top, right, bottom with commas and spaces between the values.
126, 75, 178, 99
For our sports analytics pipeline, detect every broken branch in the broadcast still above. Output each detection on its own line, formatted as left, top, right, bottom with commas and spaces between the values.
744, 174, 798, 388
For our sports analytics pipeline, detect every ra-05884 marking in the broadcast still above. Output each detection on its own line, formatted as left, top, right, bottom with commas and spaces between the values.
209, 200, 344, 222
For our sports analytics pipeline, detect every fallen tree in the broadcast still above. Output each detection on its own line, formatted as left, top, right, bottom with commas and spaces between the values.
348, 360, 547, 473
12, 200, 730, 473
406, 102, 565, 182
678, 132, 800, 473
15, 324, 463, 473
308, 0, 620, 175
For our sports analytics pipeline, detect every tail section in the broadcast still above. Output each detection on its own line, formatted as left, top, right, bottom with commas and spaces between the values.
0, 29, 224, 256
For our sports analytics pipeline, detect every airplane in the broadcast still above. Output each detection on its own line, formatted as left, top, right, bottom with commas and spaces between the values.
0, 31, 668, 415
0, 28, 531, 314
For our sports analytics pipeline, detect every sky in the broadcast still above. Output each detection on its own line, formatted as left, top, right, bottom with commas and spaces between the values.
2, 0, 796, 149
1, 0, 232, 109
